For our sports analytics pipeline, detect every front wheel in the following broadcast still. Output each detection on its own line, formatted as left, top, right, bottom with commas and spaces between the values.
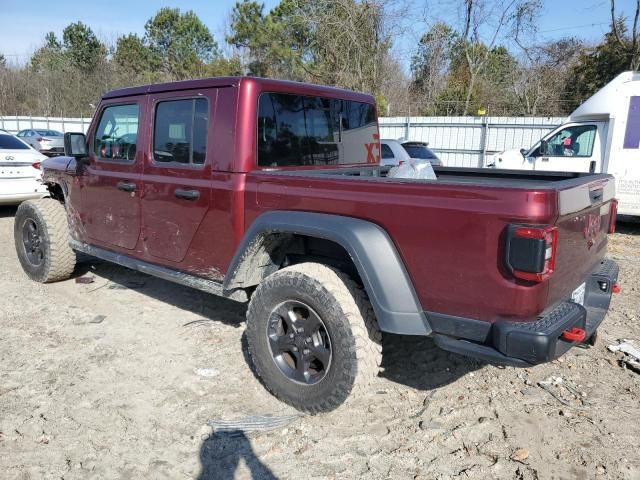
245, 262, 382, 413
14, 199, 76, 283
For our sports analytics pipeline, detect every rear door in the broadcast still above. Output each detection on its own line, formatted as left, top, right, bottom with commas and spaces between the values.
140, 90, 215, 265
79, 99, 145, 250
529, 123, 605, 173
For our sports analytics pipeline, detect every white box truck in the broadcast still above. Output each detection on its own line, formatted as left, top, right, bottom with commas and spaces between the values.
487, 71, 640, 216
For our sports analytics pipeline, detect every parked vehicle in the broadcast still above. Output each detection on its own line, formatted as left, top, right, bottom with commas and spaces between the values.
488, 71, 640, 216
0, 132, 48, 205
401, 140, 443, 166
380, 139, 411, 166
380, 139, 442, 167
16, 129, 65, 156
14, 77, 619, 413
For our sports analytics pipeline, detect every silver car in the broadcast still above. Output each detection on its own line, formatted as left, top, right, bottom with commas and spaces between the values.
16, 129, 65, 156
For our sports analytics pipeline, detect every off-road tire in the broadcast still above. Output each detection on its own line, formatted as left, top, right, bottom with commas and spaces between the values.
245, 262, 382, 413
14, 199, 76, 283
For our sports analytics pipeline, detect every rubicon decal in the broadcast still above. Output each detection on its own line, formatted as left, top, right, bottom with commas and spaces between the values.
365, 133, 381, 163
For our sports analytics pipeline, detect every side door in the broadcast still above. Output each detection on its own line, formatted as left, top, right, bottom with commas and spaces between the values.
529, 123, 604, 172
78, 100, 145, 250
140, 91, 214, 265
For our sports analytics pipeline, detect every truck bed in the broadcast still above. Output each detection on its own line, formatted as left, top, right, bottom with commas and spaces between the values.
264, 165, 606, 189
246, 165, 615, 324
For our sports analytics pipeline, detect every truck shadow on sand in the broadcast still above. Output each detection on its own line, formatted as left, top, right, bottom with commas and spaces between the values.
79, 259, 485, 393
379, 334, 485, 391
73, 259, 248, 328
0, 206, 17, 218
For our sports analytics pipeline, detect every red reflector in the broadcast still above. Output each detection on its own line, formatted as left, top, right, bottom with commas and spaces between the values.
612, 283, 621, 294
561, 327, 586, 342
608, 199, 618, 234
32, 162, 41, 170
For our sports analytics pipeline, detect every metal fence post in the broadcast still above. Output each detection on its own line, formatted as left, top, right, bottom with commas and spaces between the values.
479, 116, 489, 167
405, 116, 411, 141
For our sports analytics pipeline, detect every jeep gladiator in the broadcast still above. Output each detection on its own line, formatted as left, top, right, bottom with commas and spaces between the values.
13, 77, 620, 412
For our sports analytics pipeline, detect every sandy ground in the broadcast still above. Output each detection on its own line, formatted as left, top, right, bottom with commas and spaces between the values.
1, 204, 639, 480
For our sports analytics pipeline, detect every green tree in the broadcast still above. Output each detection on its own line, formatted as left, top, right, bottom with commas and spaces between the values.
227, 0, 306, 78
144, 7, 220, 79
114, 34, 161, 76
569, 21, 637, 109
62, 22, 107, 72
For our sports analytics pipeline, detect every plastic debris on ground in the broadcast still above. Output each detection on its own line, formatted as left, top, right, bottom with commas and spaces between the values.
388, 159, 437, 180
195, 368, 219, 378
208, 415, 299, 435
608, 339, 640, 373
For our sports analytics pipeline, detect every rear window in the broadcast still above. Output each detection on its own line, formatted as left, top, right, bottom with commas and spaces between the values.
381, 143, 394, 159
402, 144, 438, 160
0, 135, 30, 150
257, 92, 377, 167
35, 130, 62, 137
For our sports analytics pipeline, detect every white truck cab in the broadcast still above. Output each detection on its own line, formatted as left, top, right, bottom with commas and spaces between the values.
489, 71, 640, 216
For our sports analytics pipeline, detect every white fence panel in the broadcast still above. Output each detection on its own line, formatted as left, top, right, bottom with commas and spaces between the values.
0, 116, 92, 134
379, 116, 565, 167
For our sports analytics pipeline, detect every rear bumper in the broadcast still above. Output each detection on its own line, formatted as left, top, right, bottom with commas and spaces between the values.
432, 259, 619, 367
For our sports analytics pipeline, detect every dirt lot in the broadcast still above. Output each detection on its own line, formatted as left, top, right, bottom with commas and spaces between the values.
1, 205, 639, 480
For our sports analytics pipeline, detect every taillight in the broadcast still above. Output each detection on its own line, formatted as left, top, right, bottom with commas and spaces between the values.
32, 162, 41, 170
505, 225, 558, 282
608, 199, 618, 234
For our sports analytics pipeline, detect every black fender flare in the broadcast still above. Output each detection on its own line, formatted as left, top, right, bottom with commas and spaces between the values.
223, 211, 431, 335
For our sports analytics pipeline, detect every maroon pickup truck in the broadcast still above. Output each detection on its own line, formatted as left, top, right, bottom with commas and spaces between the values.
13, 77, 619, 413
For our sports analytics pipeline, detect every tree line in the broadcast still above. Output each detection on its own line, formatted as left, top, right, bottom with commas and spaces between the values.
0, 0, 638, 118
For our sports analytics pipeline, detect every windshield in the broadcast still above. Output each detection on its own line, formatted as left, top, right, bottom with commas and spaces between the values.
402, 144, 438, 160
35, 130, 62, 137
0, 135, 30, 150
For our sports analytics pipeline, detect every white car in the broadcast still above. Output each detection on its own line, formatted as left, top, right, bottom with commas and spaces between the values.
380, 139, 443, 167
0, 132, 48, 205
380, 139, 411, 166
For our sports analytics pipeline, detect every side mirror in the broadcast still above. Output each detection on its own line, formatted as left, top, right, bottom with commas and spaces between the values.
64, 132, 88, 158
539, 140, 548, 156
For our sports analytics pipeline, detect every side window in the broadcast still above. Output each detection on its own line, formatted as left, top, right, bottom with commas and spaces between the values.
381, 143, 394, 159
258, 93, 337, 167
93, 104, 139, 161
153, 98, 208, 165
257, 93, 377, 167
544, 125, 597, 157
16, 131, 24, 137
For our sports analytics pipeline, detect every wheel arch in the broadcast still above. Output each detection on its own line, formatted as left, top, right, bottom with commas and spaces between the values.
223, 211, 431, 335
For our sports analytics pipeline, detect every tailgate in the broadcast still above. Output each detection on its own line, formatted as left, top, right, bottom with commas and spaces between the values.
548, 176, 615, 304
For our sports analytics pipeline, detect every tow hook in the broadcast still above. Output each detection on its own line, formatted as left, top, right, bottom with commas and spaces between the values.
561, 327, 586, 342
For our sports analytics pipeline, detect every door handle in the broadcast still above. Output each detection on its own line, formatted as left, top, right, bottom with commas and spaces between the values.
175, 188, 200, 200
117, 181, 136, 192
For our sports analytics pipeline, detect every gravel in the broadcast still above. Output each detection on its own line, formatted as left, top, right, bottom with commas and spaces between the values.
1, 205, 639, 479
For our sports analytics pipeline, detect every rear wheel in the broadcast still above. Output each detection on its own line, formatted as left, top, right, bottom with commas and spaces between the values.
245, 262, 382, 413
14, 199, 76, 283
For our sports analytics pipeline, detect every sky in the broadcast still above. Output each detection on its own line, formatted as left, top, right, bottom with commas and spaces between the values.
0, 0, 627, 66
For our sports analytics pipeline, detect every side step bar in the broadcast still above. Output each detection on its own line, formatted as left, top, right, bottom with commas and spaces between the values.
69, 240, 248, 302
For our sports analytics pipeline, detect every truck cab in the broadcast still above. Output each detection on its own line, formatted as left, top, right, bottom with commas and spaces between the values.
489, 71, 640, 216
